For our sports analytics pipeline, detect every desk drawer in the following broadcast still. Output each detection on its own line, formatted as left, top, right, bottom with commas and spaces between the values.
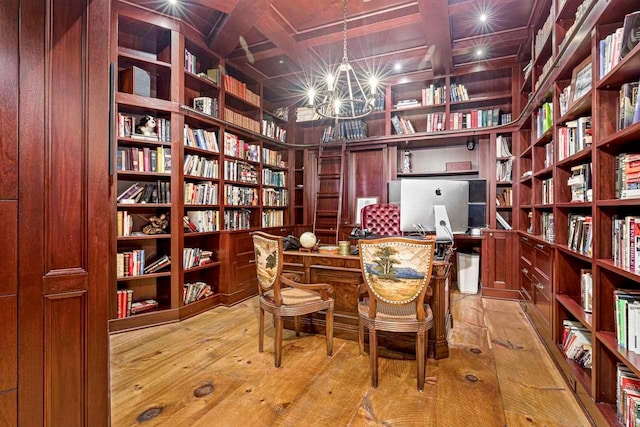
520, 235, 533, 265
534, 242, 553, 283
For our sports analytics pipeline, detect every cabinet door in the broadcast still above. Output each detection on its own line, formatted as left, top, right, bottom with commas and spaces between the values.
484, 230, 513, 289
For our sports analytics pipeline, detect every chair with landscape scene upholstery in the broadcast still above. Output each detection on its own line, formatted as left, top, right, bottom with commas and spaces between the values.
357, 236, 436, 391
360, 203, 401, 236
251, 231, 335, 367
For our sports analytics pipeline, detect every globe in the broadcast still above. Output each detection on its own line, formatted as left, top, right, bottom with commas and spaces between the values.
299, 232, 317, 249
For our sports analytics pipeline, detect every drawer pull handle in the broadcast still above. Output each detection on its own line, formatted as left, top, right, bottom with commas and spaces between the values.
536, 244, 545, 249
249, 259, 255, 264
521, 237, 528, 242
535, 282, 544, 290
522, 268, 528, 274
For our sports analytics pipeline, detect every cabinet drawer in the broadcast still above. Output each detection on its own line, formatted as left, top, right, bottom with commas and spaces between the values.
266, 227, 294, 237
533, 284, 552, 326
519, 262, 532, 301
533, 271, 552, 303
520, 236, 533, 265
534, 242, 553, 283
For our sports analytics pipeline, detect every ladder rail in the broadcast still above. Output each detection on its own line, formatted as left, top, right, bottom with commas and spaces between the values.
312, 137, 346, 245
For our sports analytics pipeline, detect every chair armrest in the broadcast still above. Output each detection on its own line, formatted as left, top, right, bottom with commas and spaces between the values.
281, 275, 334, 300
282, 272, 301, 283
358, 282, 368, 297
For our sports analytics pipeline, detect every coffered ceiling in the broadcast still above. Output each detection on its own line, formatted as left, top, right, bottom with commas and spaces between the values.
130, 0, 544, 101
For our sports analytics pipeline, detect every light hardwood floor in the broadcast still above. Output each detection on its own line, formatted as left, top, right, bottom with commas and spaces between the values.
110, 293, 591, 426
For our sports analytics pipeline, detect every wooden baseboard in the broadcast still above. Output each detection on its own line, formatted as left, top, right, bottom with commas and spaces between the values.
481, 287, 523, 300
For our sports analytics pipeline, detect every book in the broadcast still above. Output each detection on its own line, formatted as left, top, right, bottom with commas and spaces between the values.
620, 12, 640, 60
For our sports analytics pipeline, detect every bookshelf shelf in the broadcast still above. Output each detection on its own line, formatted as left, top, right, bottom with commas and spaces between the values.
184, 70, 219, 90
497, 205, 513, 209
118, 49, 171, 73
496, 180, 513, 186
179, 294, 221, 319
116, 171, 171, 178
596, 259, 640, 283
262, 164, 288, 171
263, 205, 288, 209
224, 90, 260, 109
109, 307, 178, 333
597, 121, 640, 149
534, 165, 554, 177
596, 43, 640, 89
184, 231, 220, 237
558, 90, 592, 124
595, 403, 621, 427
224, 205, 260, 209
390, 103, 445, 113
534, 204, 554, 209
184, 175, 219, 182
117, 136, 171, 147
522, 145, 533, 157
223, 180, 260, 187
598, 331, 640, 379
555, 201, 592, 208
397, 170, 479, 178
116, 271, 172, 281
223, 155, 260, 166
184, 145, 219, 156
534, 28, 554, 68
262, 184, 286, 189
116, 92, 178, 113
184, 261, 221, 273
597, 198, 640, 207
556, 293, 593, 329
117, 234, 171, 241
534, 127, 554, 146
559, 345, 593, 396
556, 147, 592, 168
116, 203, 172, 208
555, 244, 592, 262
449, 92, 512, 108
184, 204, 220, 209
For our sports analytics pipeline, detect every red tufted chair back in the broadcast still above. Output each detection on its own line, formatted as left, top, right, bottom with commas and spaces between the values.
361, 204, 401, 236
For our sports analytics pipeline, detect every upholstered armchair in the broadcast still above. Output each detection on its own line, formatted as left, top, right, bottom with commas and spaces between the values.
360, 203, 401, 236
357, 236, 436, 391
251, 231, 335, 367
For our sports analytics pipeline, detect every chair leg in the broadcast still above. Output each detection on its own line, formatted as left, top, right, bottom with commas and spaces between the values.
416, 329, 426, 392
325, 308, 334, 356
369, 327, 378, 388
294, 315, 301, 337
258, 306, 265, 353
358, 318, 365, 356
274, 315, 283, 368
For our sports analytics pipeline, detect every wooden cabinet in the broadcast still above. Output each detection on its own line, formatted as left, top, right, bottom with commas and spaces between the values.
481, 229, 519, 299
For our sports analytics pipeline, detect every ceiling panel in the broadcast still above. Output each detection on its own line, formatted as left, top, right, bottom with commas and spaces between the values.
450, 1, 533, 41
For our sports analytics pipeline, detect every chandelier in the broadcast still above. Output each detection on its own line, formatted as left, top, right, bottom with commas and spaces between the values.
307, 0, 379, 120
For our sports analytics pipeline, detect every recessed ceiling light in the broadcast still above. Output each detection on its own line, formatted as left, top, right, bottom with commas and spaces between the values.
479, 13, 488, 23
476, 48, 484, 57
168, 0, 177, 4
394, 62, 402, 72
279, 59, 284, 64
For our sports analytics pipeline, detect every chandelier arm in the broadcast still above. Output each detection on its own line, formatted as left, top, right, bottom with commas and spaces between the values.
345, 70, 356, 117
351, 68, 370, 104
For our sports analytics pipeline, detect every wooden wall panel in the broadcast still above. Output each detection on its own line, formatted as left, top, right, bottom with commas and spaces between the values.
48, 0, 87, 271
0, 297, 17, 392
45, 292, 85, 427
348, 149, 386, 224
0, 390, 17, 427
0, 202, 17, 296
0, 0, 18, 200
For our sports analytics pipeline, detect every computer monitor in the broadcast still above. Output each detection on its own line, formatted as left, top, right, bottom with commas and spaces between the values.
398, 179, 469, 234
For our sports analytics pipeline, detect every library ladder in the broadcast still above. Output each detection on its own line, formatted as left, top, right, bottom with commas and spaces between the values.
313, 139, 347, 245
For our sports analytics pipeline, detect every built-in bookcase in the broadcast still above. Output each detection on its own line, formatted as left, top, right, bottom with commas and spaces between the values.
110, 5, 293, 332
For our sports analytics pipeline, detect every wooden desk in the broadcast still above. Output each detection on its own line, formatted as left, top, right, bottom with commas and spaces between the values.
282, 250, 453, 359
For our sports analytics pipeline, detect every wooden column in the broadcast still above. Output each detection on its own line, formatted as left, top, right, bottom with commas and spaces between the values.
16, 0, 111, 424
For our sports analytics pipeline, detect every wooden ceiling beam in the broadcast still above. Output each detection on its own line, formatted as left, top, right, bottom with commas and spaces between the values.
208, 0, 274, 58
417, 0, 453, 76
452, 27, 529, 51
182, 0, 238, 15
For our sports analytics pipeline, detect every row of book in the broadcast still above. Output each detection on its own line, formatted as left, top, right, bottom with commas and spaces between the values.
496, 158, 513, 182
421, 83, 446, 105
391, 115, 417, 135
118, 114, 171, 143
536, 102, 553, 138
449, 83, 469, 102
224, 209, 252, 230
543, 141, 553, 168
496, 189, 512, 206
568, 163, 592, 203
449, 109, 507, 130
116, 147, 171, 173
534, 5, 553, 58
185, 182, 218, 205
581, 269, 593, 313
262, 209, 284, 227
184, 125, 219, 153
116, 210, 136, 237
183, 282, 214, 305
616, 153, 640, 199
542, 212, 554, 243
261, 120, 286, 142
116, 251, 170, 277
557, 117, 592, 161
600, 12, 640, 79
223, 132, 260, 161
612, 216, 640, 272
184, 155, 218, 179
117, 181, 171, 204
184, 49, 198, 74
558, 84, 572, 117
262, 148, 286, 168
619, 81, 640, 131
262, 169, 285, 187
224, 185, 258, 206
193, 96, 218, 117
183, 248, 214, 269
496, 135, 513, 157
561, 320, 592, 369
558, 0, 594, 52
224, 160, 258, 184
263, 188, 288, 207
568, 214, 593, 256
224, 108, 260, 134
496, 212, 512, 230
615, 290, 640, 355
542, 178, 553, 204
321, 120, 368, 142
184, 210, 219, 232
116, 291, 158, 318
617, 363, 640, 427
224, 74, 260, 106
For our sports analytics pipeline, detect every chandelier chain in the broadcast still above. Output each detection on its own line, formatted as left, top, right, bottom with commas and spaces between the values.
342, 0, 348, 63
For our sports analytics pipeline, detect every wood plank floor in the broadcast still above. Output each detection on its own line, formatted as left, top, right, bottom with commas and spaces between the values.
110, 293, 591, 426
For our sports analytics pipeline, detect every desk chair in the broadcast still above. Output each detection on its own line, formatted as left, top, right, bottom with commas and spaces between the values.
360, 203, 401, 236
251, 231, 335, 367
357, 236, 436, 390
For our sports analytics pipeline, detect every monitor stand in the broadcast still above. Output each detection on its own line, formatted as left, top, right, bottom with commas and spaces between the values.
434, 205, 453, 243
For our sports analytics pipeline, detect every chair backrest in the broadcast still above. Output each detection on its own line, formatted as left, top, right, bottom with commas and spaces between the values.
251, 231, 284, 298
361, 203, 401, 236
358, 236, 436, 319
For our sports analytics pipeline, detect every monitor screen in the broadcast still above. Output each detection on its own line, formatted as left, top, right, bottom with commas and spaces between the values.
398, 179, 469, 233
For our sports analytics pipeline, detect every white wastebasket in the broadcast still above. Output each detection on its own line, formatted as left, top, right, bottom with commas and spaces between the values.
457, 251, 480, 294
